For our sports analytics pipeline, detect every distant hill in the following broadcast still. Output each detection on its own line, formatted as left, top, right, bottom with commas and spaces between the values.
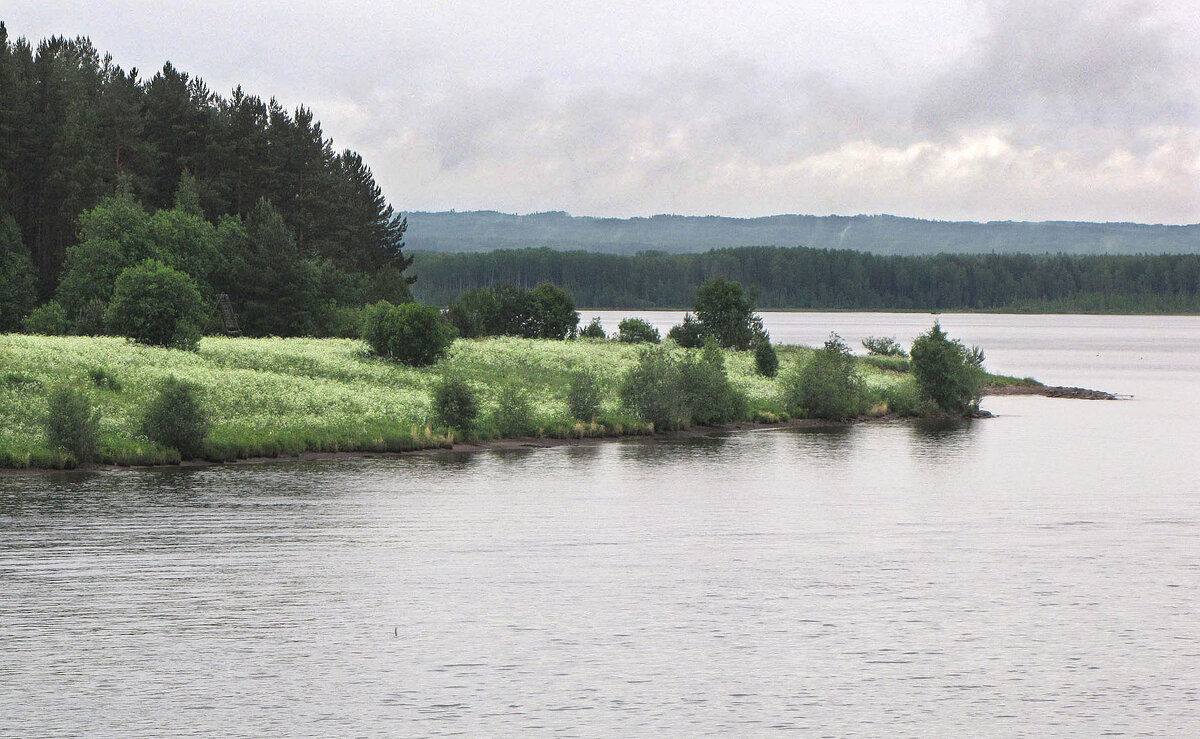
404, 210, 1200, 256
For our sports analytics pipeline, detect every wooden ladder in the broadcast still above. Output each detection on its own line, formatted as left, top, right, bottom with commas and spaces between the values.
216, 293, 243, 337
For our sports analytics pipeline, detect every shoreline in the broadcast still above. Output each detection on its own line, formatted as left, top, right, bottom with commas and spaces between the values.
1, 383, 1117, 476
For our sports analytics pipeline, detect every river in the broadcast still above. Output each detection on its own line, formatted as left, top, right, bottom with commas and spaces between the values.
2, 313, 1197, 735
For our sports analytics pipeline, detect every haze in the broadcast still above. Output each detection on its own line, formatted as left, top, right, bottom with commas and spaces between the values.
6, 0, 1199, 223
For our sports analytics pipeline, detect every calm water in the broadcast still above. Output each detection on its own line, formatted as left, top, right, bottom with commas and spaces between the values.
2, 313, 1198, 736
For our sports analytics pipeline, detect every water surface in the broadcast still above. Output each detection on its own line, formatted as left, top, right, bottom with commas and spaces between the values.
2, 313, 1198, 735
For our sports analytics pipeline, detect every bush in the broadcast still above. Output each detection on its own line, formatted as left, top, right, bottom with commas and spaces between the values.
667, 313, 704, 348
782, 333, 863, 421
22, 302, 71, 336
618, 347, 689, 430
579, 317, 606, 339
362, 301, 455, 366
862, 335, 908, 358
446, 287, 501, 338
526, 283, 579, 339
566, 370, 604, 421
754, 338, 779, 377
104, 259, 204, 350
432, 377, 479, 433
617, 317, 660, 344
87, 367, 122, 392
679, 341, 746, 425
445, 283, 579, 340
490, 385, 535, 437
909, 322, 983, 415
142, 378, 209, 459
45, 386, 100, 463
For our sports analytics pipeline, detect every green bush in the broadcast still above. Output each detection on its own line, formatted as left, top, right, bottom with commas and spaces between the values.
566, 370, 604, 421
862, 336, 908, 358
618, 347, 689, 430
22, 302, 71, 335
87, 367, 122, 392
862, 355, 910, 372
679, 341, 746, 425
693, 276, 765, 350
142, 378, 209, 459
754, 338, 779, 377
782, 333, 863, 421
490, 385, 535, 437
361, 301, 455, 366
667, 313, 704, 348
526, 283, 579, 340
45, 386, 100, 463
432, 377, 479, 433
104, 259, 204, 350
579, 317, 606, 339
617, 317, 660, 344
909, 322, 983, 415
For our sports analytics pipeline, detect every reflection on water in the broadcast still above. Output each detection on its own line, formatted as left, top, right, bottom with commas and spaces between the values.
3, 313, 1200, 736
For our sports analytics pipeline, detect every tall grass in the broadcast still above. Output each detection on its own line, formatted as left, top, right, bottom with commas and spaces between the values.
0, 334, 1014, 468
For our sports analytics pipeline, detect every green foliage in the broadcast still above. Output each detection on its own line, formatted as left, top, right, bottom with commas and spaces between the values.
490, 385, 535, 437
87, 367, 122, 392
22, 302, 70, 335
432, 376, 479, 433
667, 313, 704, 348
361, 301, 454, 366
619, 347, 689, 431
579, 317, 606, 339
862, 335, 908, 358
44, 386, 99, 463
782, 333, 863, 421
141, 378, 208, 459
693, 277, 764, 350
566, 370, 603, 421
445, 283, 579, 340
909, 322, 983, 415
862, 355, 911, 372
617, 317, 660, 344
526, 283, 579, 339
0, 213, 36, 332
104, 258, 204, 350
679, 341, 747, 425
754, 338, 779, 377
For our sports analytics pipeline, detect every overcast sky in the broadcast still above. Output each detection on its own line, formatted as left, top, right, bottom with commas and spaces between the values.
7, 1, 1199, 223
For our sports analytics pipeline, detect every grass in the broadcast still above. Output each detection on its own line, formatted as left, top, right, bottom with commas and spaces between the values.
0, 334, 1020, 469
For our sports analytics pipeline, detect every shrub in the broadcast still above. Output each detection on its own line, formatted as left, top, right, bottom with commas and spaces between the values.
862, 336, 908, 358
445, 283, 579, 340
45, 386, 100, 463
490, 385, 535, 437
87, 367, 122, 392
526, 283, 579, 339
446, 287, 501, 338
361, 301, 455, 366
142, 378, 209, 459
679, 341, 746, 425
566, 370, 604, 421
862, 355, 910, 372
104, 259, 204, 350
579, 317, 606, 339
617, 317, 660, 344
667, 313, 704, 348
432, 377, 479, 433
754, 338, 779, 377
909, 322, 983, 415
22, 302, 71, 335
618, 347, 689, 430
782, 333, 863, 421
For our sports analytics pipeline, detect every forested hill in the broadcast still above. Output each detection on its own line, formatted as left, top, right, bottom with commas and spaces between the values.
405, 210, 1200, 256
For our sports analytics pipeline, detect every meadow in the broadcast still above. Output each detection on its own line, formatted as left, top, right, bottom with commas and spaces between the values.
0, 334, 1013, 469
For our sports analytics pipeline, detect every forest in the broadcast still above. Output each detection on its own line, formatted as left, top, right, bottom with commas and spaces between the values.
0, 24, 413, 335
411, 246, 1200, 312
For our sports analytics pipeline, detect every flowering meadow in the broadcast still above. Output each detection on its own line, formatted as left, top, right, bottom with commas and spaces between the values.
0, 334, 919, 469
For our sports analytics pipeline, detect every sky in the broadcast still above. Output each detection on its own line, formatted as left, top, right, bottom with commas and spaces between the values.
6, 0, 1199, 223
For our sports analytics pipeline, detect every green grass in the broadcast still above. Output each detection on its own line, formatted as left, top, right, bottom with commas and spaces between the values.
0, 334, 1019, 469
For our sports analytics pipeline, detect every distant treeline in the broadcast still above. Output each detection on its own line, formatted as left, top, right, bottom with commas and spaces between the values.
411, 247, 1200, 313
405, 210, 1200, 257
0, 24, 412, 299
